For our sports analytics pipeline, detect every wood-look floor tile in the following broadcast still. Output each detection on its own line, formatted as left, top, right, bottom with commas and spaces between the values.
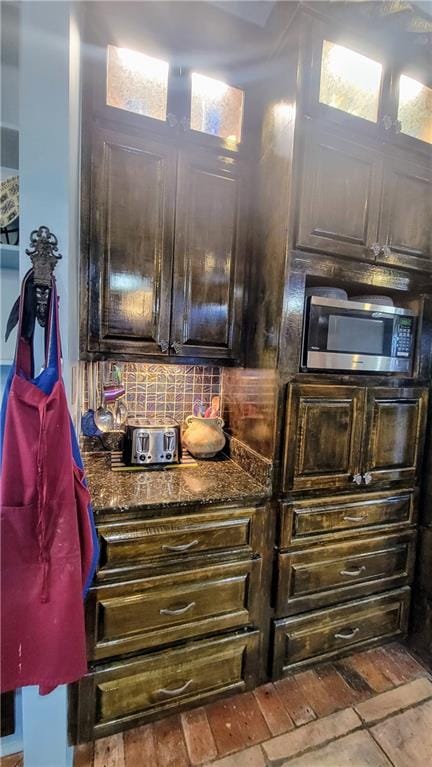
274, 676, 316, 726
226, 692, 271, 747
203, 745, 266, 767
384, 643, 428, 682
373, 645, 416, 687
0, 754, 23, 767
181, 707, 218, 765
370, 698, 432, 766
74, 742, 94, 767
314, 663, 360, 709
355, 678, 432, 724
253, 684, 294, 736
94, 734, 125, 767
123, 724, 157, 767
334, 660, 374, 702
206, 697, 251, 757
342, 649, 394, 694
294, 669, 339, 718
153, 714, 189, 767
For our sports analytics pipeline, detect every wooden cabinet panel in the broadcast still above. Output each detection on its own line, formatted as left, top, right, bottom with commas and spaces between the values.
363, 387, 428, 485
283, 384, 365, 493
88, 126, 176, 356
378, 157, 432, 272
280, 490, 417, 547
72, 631, 260, 742
171, 149, 245, 359
276, 530, 416, 616
272, 588, 410, 677
296, 128, 381, 261
87, 560, 261, 660
97, 506, 265, 580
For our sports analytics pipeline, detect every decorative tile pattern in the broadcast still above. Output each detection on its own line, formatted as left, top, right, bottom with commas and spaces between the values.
81, 362, 221, 427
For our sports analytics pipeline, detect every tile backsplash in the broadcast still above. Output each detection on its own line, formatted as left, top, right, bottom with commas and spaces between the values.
81, 362, 221, 426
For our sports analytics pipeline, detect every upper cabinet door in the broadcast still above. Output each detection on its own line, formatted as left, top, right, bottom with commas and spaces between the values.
363, 387, 428, 486
296, 127, 382, 261
283, 384, 366, 493
170, 149, 245, 360
87, 127, 176, 356
377, 156, 432, 273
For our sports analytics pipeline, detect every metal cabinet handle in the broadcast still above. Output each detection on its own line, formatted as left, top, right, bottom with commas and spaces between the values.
363, 472, 373, 485
334, 627, 360, 640
179, 116, 188, 131
393, 119, 402, 135
381, 244, 392, 258
380, 114, 394, 131
339, 565, 366, 577
161, 539, 199, 552
171, 341, 182, 354
160, 601, 196, 616
159, 339, 169, 353
343, 514, 367, 522
155, 679, 193, 698
167, 113, 178, 128
369, 243, 382, 257
352, 474, 363, 485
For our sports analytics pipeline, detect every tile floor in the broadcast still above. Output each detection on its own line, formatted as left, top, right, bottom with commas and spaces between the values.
2, 642, 431, 767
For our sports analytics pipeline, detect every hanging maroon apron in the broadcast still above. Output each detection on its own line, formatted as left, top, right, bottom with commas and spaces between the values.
1, 274, 94, 693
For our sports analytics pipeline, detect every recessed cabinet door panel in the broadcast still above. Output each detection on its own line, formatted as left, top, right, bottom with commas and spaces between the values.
363, 387, 428, 484
170, 150, 244, 359
296, 128, 381, 261
88, 127, 176, 355
283, 385, 365, 493
377, 158, 432, 272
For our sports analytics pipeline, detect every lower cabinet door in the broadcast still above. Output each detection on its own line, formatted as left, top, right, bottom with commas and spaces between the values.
71, 630, 260, 743
276, 530, 416, 616
86, 559, 261, 660
272, 587, 410, 677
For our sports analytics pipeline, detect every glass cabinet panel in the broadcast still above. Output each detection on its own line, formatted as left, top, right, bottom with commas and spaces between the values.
190, 73, 244, 143
398, 75, 432, 144
319, 40, 382, 123
106, 45, 169, 121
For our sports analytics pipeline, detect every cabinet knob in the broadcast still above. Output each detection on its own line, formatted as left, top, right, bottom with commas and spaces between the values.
159, 340, 169, 353
370, 242, 382, 257
352, 473, 363, 485
380, 114, 394, 131
363, 472, 373, 485
171, 341, 182, 354
167, 113, 178, 128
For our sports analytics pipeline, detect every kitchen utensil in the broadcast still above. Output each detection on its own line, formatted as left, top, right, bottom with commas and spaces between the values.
95, 366, 114, 432
103, 383, 126, 402
114, 398, 128, 428
81, 361, 101, 437
193, 399, 205, 417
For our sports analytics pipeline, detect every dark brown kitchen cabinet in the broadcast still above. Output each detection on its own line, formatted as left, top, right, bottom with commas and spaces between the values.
84, 126, 245, 361
363, 387, 428, 485
376, 156, 432, 272
283, 384, 366, 492
283, 384, 428, 494
296, 127, 382, 261
87, 126, 176, 356
170, 149, 244, 359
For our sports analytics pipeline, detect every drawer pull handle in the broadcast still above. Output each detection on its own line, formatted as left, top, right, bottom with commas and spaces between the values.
155, 679, 193, 698
343, 514, 367, 522
160, 601, 196, 616
339, 565, 366, 577
161, 539, 199, 552
334, 627, 360, 640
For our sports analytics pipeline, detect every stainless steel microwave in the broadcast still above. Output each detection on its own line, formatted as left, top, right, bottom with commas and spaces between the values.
302, 296, 417, 373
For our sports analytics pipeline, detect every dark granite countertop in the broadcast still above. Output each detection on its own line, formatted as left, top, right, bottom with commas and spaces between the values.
84, 453, 269, 514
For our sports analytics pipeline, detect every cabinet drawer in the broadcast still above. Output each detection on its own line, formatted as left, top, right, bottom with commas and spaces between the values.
272, 587, 410, 676
280, 490, 416, 547
97, 506, 265, 579
72, 630, 260, 742
87, 560, 261, 660
276, 530, 416, 616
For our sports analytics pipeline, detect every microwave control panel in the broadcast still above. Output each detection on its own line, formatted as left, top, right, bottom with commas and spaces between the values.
395, 316, 415, 357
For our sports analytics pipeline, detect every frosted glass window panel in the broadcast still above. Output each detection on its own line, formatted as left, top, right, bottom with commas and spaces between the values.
319, 40, 382, 123
398, 75, 432, 144
106, 45, 169, 121
191, 73, 244, 143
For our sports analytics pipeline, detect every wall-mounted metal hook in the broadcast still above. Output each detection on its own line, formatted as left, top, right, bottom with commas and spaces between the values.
25, 226, 62, 327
